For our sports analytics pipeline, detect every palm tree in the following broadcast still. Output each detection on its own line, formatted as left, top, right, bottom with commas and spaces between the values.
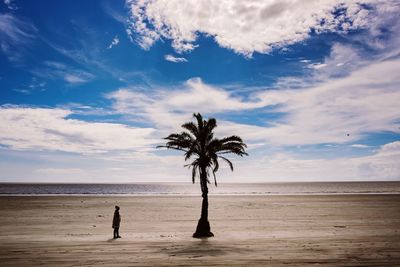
157, 113, 248, 238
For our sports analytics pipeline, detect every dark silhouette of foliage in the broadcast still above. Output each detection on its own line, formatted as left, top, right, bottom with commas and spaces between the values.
158, 113, 248, 237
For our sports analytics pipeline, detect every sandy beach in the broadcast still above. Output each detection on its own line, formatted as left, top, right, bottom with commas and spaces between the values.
0, 194, 399, 266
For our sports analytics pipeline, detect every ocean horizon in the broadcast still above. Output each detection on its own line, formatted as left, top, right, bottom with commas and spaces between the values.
1, 181, 399, 196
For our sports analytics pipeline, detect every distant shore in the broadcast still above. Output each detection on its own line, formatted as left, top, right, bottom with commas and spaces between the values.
0, 195, 399, 266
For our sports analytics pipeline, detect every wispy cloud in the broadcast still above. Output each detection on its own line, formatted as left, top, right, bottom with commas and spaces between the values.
308, 63, 327, 69
107, 35, 119, 49
64, 74, 90, 84
0, 13, 37, 62
351, 144, 370, 148
31, 61, 94, 85
125, 0, 391, 56
64, 73, 90, 84
102, 1, 126, 23
164, 54, 188, 63
44, 38, 151, 85
13, 77, 46, 94
4, 0, 18, 10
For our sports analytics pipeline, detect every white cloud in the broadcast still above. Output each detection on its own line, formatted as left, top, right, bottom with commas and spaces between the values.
351, 144, 370, 148
165, 78, 261, 112
379, 141, 400, 156
310, 43, 364, 79
125, 0, 387, 56
0, 106, 157, 154
164, 54, 188, 63
106, 77, 264, 130
308, 63, 327, 69
64, 74, 89, 84
107, 35, 120, 49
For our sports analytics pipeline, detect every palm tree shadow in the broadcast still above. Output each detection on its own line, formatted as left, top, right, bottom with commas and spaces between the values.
162, 239, 252, 258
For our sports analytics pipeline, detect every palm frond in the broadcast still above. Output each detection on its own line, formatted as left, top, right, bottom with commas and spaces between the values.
156, 145, 188, 153
218, 155, 234, 171
181, 122, 198, 138
193, 113, 204, 131
220, 135, 245, 144
192, 166, 197, 184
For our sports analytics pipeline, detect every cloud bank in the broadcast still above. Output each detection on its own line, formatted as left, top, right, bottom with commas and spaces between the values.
0, 107, 156, 154
228, 141, 400, 182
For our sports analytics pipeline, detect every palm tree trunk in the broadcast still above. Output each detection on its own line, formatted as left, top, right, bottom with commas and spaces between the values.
193, 166, 214, 238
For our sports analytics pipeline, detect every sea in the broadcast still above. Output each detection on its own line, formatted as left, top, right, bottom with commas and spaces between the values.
0, 182, 399, 196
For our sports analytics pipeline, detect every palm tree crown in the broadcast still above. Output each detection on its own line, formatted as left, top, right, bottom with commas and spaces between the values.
158, 113, 248, 190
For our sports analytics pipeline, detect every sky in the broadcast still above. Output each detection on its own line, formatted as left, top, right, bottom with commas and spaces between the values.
0, 0, 399, 183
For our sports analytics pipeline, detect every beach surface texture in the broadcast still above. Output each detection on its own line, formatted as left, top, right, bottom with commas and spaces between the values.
0, 195, 399, 266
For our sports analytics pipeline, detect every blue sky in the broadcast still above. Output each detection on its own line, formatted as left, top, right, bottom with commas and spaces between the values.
0, 0, 399, 183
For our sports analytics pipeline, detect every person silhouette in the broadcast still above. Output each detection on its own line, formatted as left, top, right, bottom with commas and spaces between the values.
112, 206, 121, 238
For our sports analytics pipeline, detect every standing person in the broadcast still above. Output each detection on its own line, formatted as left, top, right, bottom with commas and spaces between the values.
112, 206, 121, 238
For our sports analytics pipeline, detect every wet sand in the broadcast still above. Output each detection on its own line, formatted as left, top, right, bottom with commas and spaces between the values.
0, 195, 399, 266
